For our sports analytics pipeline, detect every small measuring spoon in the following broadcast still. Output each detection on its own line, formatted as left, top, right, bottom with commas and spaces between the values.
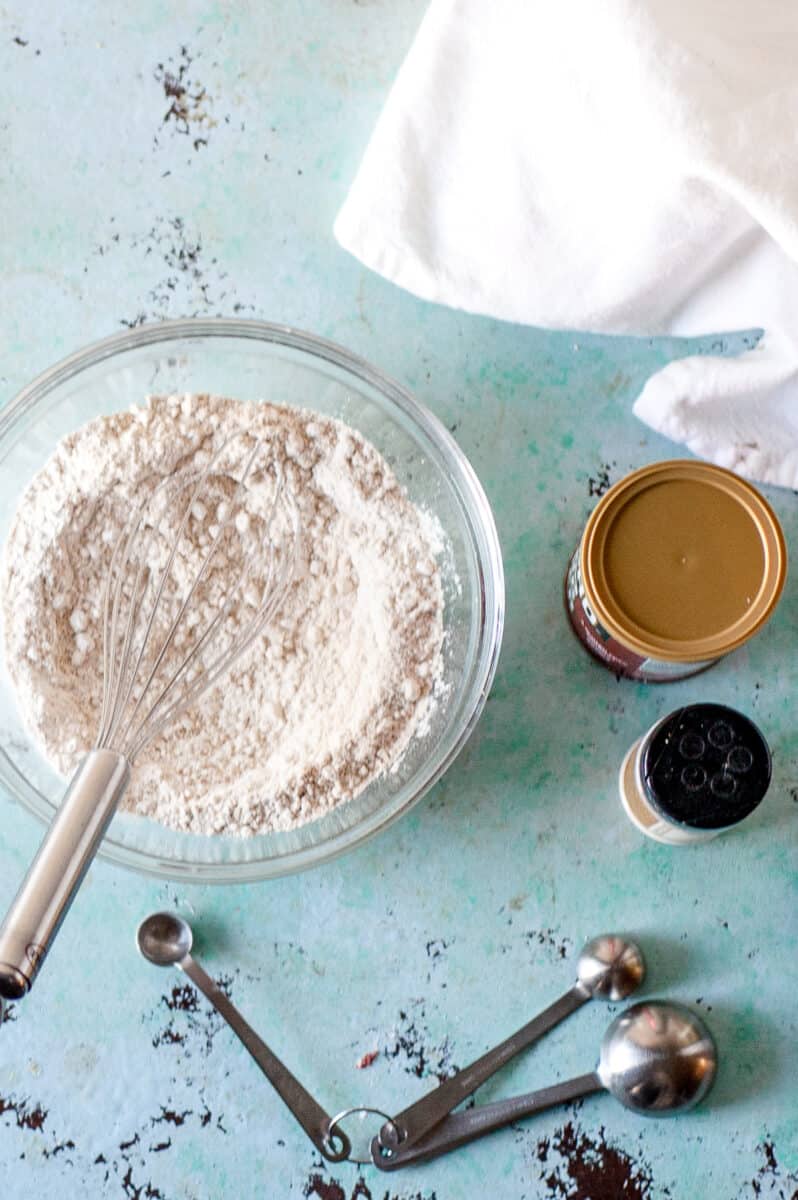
136, 912, 350, 1162
373, 1001, 717, 1170
377, 933, 644, 1155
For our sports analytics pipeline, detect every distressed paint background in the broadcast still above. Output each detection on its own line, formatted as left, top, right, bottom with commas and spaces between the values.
1, 3, 797, 1198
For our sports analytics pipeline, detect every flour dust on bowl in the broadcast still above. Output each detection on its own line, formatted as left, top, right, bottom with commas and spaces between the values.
0, 320, 504, 882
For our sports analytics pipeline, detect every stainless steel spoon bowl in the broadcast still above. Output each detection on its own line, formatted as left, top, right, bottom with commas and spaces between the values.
137, 911, 193, 966
577, 934, 645, 1001
599, 1000, 717, 1114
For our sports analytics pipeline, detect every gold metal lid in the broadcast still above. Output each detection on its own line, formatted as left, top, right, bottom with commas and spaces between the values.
581, 461, 787, 662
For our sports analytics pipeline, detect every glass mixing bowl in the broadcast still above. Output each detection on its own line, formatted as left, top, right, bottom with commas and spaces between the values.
0, 320, 503, 882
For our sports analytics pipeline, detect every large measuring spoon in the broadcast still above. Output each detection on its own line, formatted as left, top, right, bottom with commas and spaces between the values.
376, 933, 644, 1155
136, 911, 350, 1162
373, 1000, 717, 1170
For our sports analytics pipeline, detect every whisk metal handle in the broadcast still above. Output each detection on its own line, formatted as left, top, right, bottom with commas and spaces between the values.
0, 749, 130, 999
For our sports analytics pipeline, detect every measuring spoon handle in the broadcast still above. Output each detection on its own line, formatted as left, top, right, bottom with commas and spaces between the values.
179, 954, 349, 1162
378, 983, 588, 1152
373, 1071, 603, 1170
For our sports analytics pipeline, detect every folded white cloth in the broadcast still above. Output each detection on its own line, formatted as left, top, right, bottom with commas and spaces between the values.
334, 0, 798, 487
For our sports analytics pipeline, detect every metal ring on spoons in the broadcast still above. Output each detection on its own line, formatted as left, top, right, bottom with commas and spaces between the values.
376, 933, 645, 1157
137, 912, 350, 1163
373, 1001, 717, 1170
326, 1108, 400, 1165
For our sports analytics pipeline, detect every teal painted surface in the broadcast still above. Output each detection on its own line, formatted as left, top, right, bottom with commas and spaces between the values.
0, 3, 796, 1197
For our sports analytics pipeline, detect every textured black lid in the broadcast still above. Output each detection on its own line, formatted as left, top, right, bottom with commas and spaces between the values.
641, 704, 771, 830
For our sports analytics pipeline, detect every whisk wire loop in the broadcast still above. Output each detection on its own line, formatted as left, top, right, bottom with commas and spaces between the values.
110, 437, 262, 753
125, 470, 296, 761
98, 507, 154, 747
96, 433, 298, 762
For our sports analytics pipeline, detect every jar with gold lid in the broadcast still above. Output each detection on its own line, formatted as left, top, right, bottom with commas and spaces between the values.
565, 460, 786, 681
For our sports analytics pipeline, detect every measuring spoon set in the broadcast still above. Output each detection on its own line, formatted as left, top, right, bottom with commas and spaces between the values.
137, 914, 717, 1169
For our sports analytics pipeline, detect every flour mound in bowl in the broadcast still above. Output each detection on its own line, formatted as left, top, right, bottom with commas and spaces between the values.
0, 394, 445, 836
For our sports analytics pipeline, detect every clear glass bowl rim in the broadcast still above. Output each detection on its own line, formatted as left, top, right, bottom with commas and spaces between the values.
0, 318, 505, 882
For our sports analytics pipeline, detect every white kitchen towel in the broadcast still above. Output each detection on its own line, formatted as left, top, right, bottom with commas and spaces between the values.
334, 0, 798, 487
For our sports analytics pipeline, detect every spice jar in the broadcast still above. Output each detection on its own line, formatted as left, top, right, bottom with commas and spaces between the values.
619, 703, 771, 844
565, 460, 786, 681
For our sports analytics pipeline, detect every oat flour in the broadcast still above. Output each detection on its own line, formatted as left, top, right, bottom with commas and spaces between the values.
0, 394, 445, 836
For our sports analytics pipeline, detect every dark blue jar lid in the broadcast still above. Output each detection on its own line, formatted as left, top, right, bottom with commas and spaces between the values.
641, 704, 771, 830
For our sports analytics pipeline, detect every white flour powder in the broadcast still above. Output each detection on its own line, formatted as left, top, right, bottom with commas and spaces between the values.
1, 394, 445, 836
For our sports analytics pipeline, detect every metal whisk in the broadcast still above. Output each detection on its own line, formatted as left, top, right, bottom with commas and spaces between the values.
0, 434, 298, 1001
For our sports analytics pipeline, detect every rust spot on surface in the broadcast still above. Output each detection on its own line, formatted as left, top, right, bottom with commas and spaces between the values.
750, 1136, 798, 1196
383, 1002, 458, 1083
43, 1137, 75, 1158
303, 1176, 347, 1200
93, 211, 257, 327
588, 465, 613, 498
154, 45, 212, 142
536, 1123, 661, 1200
153, 1106, 191, 1127
121, 1163, 166, 1199
164, 983, 199, 1013
0, 1095, 47, 1131
302, 1173, 436, 1200
524, 928, 573, 961
425, 938, 451, 962
152, 1026, 185, 1048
